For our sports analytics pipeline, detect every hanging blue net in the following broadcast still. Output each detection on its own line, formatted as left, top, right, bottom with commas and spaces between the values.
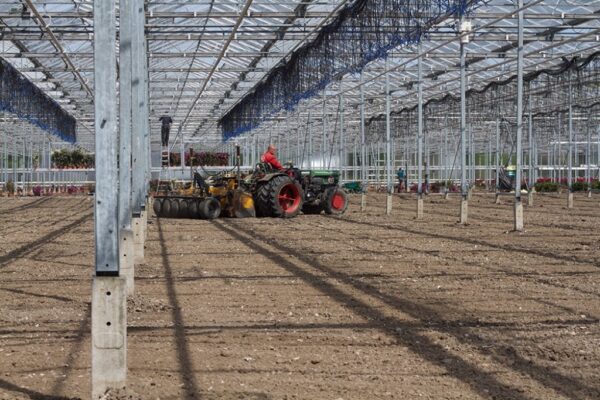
220, 0, 482, 140
0, 57, 76, 143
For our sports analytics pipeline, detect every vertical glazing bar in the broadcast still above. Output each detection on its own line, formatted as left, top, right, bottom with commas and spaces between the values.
94, 0, 119, 275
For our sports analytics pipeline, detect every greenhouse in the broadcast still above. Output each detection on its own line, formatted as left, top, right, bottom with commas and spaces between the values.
0, 1, 599, 399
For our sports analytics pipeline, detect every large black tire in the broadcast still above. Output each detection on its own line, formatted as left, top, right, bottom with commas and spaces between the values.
188, 199, 199, 219
178, 198, 189, 218
161, 198, 171, 218
168, 198, 179, 218
199, 197, 221, 220
153, 198, 163, 217
324, 188, 348, 215
255, 175, 304, 218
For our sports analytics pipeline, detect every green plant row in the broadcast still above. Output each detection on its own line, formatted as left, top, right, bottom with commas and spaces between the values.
51, 148, 94, 169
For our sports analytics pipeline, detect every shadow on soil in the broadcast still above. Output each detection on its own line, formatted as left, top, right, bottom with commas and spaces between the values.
156, 218, 202, 399
0, 211, 92, 269
0, 377, 80, 400
215, 219, 599, 400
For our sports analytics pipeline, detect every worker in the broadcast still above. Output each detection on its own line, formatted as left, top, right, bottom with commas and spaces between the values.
396, 167, 405, 193
159, 115, 173, 147
261, 144, 284, 171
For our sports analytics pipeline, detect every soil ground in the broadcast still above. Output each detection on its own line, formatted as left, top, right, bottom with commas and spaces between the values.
0, 193, 599, 400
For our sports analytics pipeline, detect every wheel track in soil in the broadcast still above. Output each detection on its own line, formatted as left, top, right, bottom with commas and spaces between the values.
291, 218, 600, 306
216, 219, 600, 400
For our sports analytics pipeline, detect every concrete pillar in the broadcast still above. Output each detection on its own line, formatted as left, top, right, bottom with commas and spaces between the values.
92, 276, 127, 399
495, 193, 501, 204
587, 190, 592, 198
444, 191, 450, 200
467, 188, 473, 201
386, 194, 392, 215
460, 198, 468, 224
568, 192, 574, 209
514, 200, 524, 231
527, 191, 533, 207
119, 229, 135, 296
417, 195, 424, 219
360, 193, 367, 212
132, 216, 144, 263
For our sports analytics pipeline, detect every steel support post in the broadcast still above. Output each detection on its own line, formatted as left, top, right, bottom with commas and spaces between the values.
339, 92, 345, 181
92, 0, 126, 398
360, 72, 367, 211
586, 114, 591, 197
131, 0, 148, 261
528, 84, 534, 206
568, 72, 574, 209
514, 0, 525, 230
417, 46, 424, 219
308, 112, 313, 169
459, 19, 468, 224
119, 0, 135, 295
322, 92, 327, 168
385, 64, 392, 215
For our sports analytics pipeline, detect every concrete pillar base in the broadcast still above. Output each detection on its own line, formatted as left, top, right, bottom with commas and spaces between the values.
386, 194, 392, 215
567, 192, 574, 209
587, 190, 592, 198
132, 216, 144, 263
527, 191, 533, 207
417, 196, 424, 219
514, 200, 524, 231
444, 191, 449, 200
460, 198, 468, 225
495, 193, 501, 204
139, 207, 147, 244
92, 276, 127, 399
119, 229, 135, 296
360, 193, 367, 212
467, 189, 473, 201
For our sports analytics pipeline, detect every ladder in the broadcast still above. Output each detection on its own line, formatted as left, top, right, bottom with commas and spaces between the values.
156, 146, 171, 193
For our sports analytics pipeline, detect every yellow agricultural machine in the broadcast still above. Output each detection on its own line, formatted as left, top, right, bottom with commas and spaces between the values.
152, 170, 255, 219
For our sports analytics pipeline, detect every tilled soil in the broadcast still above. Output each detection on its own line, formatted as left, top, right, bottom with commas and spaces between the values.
0, 193, 599, 400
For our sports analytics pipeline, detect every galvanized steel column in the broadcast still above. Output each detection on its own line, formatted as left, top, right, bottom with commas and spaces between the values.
119, 0, 133, 232
514, 0, 525, 229
94, 0, 119, 276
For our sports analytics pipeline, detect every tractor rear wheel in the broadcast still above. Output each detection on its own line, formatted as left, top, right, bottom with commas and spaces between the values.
324, 188, 348, 215
199, 197, 221, 220
255, 175, 303, 218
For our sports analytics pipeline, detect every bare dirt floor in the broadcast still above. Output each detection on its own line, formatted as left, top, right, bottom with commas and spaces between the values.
0, 192, 599, 400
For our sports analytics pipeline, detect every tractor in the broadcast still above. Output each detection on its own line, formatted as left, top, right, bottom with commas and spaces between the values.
248, 162, 348, 218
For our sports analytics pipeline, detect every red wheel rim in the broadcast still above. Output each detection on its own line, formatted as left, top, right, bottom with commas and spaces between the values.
332, 192, 345, 210
278, 183, 301, 213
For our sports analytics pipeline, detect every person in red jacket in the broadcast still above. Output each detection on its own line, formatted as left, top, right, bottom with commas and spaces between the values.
261, 144, 284, 171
